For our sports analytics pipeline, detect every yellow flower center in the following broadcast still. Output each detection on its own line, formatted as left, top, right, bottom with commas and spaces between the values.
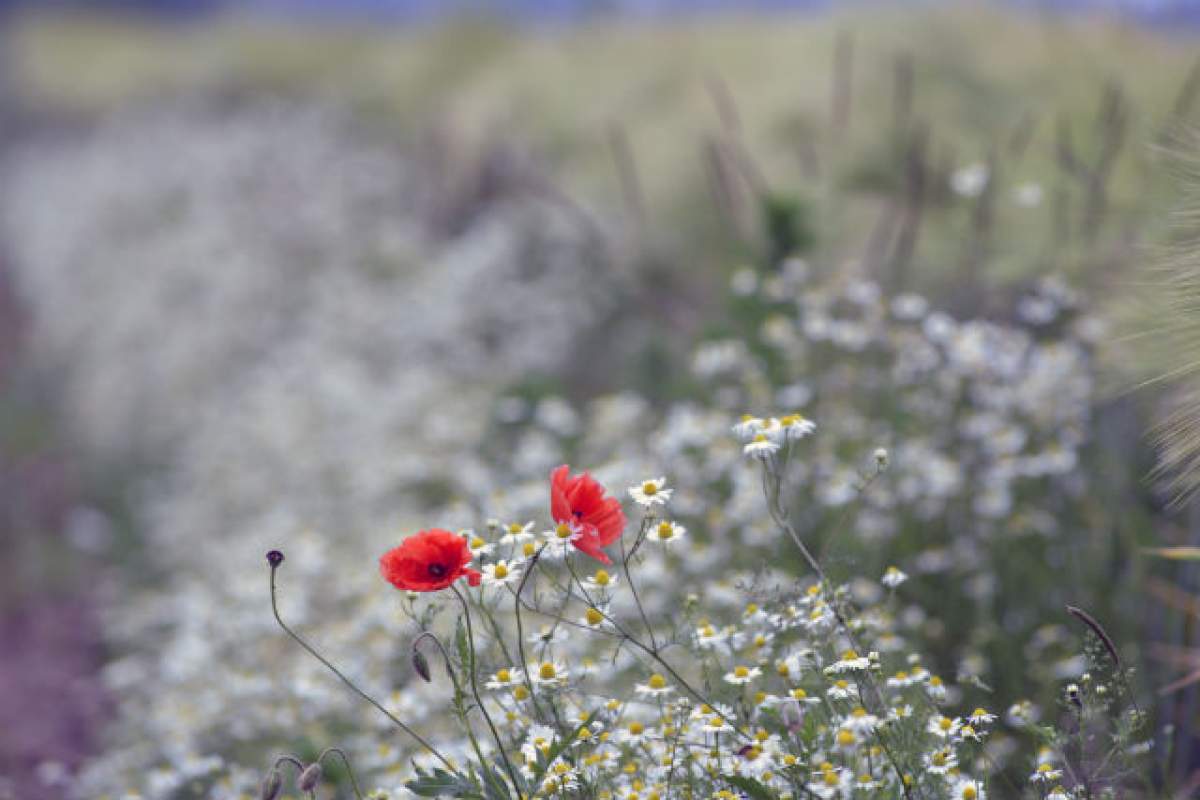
852, 707, 867, 717
496, 669, 511, 683
835, 680, 849, 690
842, 649, 859, 660
585, 607, 604, 626
657, 522, 674, 539
932, 752, 947, 767
513, 686, 529, 700
508, 523, 523, 533
972, 707, 988, 718
470, 537, 485, 549
939, 717, 953, 731
539, 663, 557, 681
642, 482, 658, 495
837, 729, 855, 746
734, 666, 750, 678
493, 563, 509, 579
823, 770, 839, 787
752, 433, 768, 443
962, 787, 977, 800
555, 523, 573, 539
628, 722, 644, 735
522, 542, 535, 556
594, 570, 611, 586
792, 688, 808, 699
648, 674, 667, 690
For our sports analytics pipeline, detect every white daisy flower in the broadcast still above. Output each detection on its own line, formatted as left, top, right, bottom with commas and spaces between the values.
464, 531, 494, 557
1030, 763, 1063, 783
823, 649, 871, 675
527, 661, 568, 688
923, 746, 958, 775
732, 414, 765, 440
582, 569, 617, 593
542, 522, 581, 556
481, 560, 522, 587
629, 477, 671, 507
634, 673, 673, 698
485, 668, 523, 691
881, 566, 908, 589
927, 715, 961, 739
723, 665, 762, 685
779, 413, 817, 441
499, 521, 536, 544
743, 433, 780, 459
953, 778, 985, 800
826, 680, 856, 701
967, 707, 996, 726
648, 519, 686, 544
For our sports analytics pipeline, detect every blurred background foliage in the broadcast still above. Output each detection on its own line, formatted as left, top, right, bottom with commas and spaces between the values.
6, 1, 1200, 797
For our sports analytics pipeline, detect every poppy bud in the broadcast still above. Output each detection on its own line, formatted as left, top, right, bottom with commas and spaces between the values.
266, 550, 285, 568
260, 770, 282, 800
297, 762, 322, 793
412, 647, 432, 683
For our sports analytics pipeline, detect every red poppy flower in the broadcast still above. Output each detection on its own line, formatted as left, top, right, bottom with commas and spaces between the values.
379, 528, 482, 592
550, 464, 626, 564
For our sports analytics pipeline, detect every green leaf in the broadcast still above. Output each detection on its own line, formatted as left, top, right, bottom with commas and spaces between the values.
456, 616, 471, 670
404, 767, 476, 798
481, 764, 512, 800
723, 773, 779, 800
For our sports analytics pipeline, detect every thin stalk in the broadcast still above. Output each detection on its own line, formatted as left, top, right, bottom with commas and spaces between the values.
452, 585, 525, 800
267, 561, 456, 772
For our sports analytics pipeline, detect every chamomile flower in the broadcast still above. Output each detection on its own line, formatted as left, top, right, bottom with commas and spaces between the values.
542, 521, 581, 556
881, 566, 908, 589
481, 559, 522, 587
824, 649, 871, 675
1030, 763, 1063, 783
923, 746, 958, 775
465, 531, 495, 557
648, 519, 686, 544
528, 660, 568, 688
778, 413, 817, 441
732, 415, 764, 440
499, 521, 536, 544
580, 606, 607, 628
927, 715, 961, 739
617, 719, 650, 745
743, 433, 780, 459
695, 621, 729, 649
953, 777, 985, 800
629, 477, 671, 507
634, 673, 674, 698
582, 569, 618, 593
967, 707, 996, 726
791, 687, 822, 705
827, 680, 856, 701
1046, 787, 1071, 800
724, 665, 762, 685
808, 765, 850, 798
485, 668, 523, 691
842, 707, 879, 733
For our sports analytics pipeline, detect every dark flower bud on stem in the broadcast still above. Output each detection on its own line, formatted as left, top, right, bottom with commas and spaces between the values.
259, 770, 282, 800
266, 550, 285, 569
297, 762, 323, 793
412, 647, 432, 683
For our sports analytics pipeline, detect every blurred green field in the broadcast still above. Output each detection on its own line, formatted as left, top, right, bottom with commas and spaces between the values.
10, 4, 1199, 300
